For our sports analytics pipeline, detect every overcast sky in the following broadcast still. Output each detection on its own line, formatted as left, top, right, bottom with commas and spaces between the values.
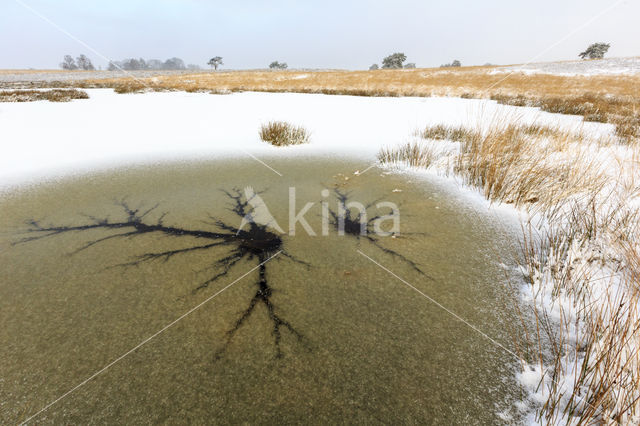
0, 0, 638, 70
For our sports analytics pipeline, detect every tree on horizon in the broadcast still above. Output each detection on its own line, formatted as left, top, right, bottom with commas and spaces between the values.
579, 43, 610, 60
60, 55, 78, 70
208, 56, 223, 70
382, 53, 407, 69
269, 61, 288, 70
76, 54, 95, 70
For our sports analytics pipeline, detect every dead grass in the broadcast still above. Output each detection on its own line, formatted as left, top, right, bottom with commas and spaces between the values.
0, 89, 89, 102
77, 67, 639, 99
379, 120, 640, 423
417, 124, 478, 142
452, 124, 608, 206
377, 142, 437, 168
259, 121, 310, 146
519, 203, 640, 424
490, 93, 640, 141
381, 122, 602, 206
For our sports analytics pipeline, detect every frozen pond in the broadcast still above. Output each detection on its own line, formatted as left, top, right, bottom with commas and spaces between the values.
0, 157, 527, 423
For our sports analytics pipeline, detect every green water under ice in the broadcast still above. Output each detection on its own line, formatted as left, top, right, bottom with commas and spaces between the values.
0, 156, 528, 424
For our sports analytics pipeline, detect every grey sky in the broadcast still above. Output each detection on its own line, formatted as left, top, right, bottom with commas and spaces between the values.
0, 0, 638, 70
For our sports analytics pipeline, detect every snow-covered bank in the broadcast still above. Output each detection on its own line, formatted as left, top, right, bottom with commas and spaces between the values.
379, 122, 640, 424
0, 89, 612, 191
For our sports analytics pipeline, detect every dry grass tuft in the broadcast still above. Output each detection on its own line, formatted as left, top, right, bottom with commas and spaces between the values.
417, 124, 478, 142
0, 89, 89, 102
377, 142, 437, 168
113, 84, 148, 94
259, 121, 310, 146
451, 123, 605, 206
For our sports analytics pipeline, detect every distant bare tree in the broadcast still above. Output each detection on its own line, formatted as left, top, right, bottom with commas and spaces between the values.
382, 53, 407, 69
118, 58, 149, 70
75, 54, 95, 70
107, 57, 188, 71
579, 43, 610, 59
208, 56, 223, 70
60, 55, 78, 70
369, 64, 379, 70
163, 57, 186, 70
269, 61, 288, 70
122, 58, 143, 70
146, 59, 164, 70
187, 64, 201, 70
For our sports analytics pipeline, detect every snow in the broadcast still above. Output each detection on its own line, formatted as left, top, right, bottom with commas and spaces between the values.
0, 89, 611, 191
491, 57, 640, 76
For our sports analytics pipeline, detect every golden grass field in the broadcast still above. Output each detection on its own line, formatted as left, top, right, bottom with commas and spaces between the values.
78, 66, 640, 97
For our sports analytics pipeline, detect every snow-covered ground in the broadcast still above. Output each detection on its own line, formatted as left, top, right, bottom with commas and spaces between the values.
0, 89, 613, 190
492, 56, 640, 76
0, 69, 195, 86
